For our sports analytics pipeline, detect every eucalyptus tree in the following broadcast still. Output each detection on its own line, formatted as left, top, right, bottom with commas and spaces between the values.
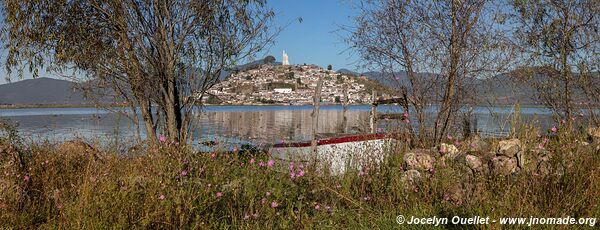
2, 0, 276, 143
347, 0, 512, 145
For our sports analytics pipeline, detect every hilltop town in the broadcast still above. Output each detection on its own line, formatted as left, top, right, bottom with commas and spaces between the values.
206, 63, 393, 105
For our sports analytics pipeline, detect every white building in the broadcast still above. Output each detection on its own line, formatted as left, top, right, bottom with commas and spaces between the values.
282, 50, 289, 65
274, 88, 293, 93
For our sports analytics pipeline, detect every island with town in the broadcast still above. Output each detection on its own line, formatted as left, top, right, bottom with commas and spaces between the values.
205, 51, 393, 105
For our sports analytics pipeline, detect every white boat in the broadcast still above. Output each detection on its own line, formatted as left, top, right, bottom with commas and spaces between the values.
270, 133, 403, 175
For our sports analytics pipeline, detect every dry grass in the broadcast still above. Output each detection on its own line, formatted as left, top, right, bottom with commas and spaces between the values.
1, 123, 599, 229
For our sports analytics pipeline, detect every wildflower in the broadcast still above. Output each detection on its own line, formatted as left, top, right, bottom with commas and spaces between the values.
159, 194, 165, 200
267, 160, 275, 167
250, 158, 256, 164
290, 172, 296, 179
240, 162, 244, 167
23, 175, 30, 182
538, 143, 545, 150
561, 119, 566, 124
159, 134, 166, 143
315, 204, 321, 210
258, 161, 266, 167
470, 143, 477, 149
447, 134, 453, 140
243, 214, 250, 220
216, 192, 222, 198
45, 160, 49, 164
439, 145, 447, 153
403, 112, 409, 118
180, 170, 188, 176
271, 201, 279, 208
551, 126, 558, 133
266, 192, 271, 196
297, 169, 305, 177
211, 153, 216, 159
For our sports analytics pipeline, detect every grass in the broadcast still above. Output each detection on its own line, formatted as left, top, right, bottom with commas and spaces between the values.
1, 123, 599, 229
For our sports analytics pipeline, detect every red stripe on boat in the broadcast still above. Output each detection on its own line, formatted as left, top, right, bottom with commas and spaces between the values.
272, 133, 388, 148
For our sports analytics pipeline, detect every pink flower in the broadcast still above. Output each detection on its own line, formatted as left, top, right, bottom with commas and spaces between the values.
403, 112, 409, 118
267, 160, 275, 167
23, 175, 30, 182
158, 134, 166, 143
290, 172, 296, 179
216, 192, 222, 198
250, 158, 255, 164
551, 126, 558, 133
538, 143, 545, 149
315, 204, 321, 210
159, 194, 165, 200
447, 134, 453, 140
470, 143, 477, 149
271, 201, 279, 208
297, 169, 305, 177
266, 192, 271, 196
561, 119, 566, 124
180, 170, 188, 176
258, 161, 266, 167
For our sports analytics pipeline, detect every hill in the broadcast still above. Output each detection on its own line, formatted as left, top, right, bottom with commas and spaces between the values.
0, 77, 90, 105
207, 64, 396, 105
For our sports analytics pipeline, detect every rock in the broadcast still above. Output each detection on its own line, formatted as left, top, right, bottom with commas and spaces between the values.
587, 127, 600, 142
439, 143, 460, 159
490, 156, 518, 176
465, 155, 483, 172
400, 169, 422, 189
466, 135, 490, 152
444, 183, 465, 205
497, 139, 522, 157
403, 149, 436, 171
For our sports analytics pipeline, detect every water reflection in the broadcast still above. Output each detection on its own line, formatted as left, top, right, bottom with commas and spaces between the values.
0, 105, 559, 148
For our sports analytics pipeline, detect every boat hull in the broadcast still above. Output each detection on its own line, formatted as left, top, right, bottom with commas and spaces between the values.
270, 134, 403, 175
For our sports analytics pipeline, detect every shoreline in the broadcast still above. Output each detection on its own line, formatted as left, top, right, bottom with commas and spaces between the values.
0, 103, 552, 110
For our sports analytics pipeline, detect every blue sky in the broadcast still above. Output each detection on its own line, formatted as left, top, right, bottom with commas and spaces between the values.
259, 0, 358, 70
0, 0, 359, 84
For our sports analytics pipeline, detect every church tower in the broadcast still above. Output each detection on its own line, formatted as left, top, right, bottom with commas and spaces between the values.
282, 50, 289, 65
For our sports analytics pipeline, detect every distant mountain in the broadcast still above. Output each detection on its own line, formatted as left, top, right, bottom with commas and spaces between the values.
336, 68, 360, 76
338, 69, 541, 105
0, 77, 90, 105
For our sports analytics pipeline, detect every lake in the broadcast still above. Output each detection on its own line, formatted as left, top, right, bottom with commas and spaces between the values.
0, 105, 558, 149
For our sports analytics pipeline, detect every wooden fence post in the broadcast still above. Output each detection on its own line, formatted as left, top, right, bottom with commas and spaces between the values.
370, 90, 377, 133
342, 84, 349, 133
311, 75, 324, 154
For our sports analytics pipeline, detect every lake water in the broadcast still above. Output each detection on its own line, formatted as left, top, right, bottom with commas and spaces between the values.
0, 105, 558, 149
